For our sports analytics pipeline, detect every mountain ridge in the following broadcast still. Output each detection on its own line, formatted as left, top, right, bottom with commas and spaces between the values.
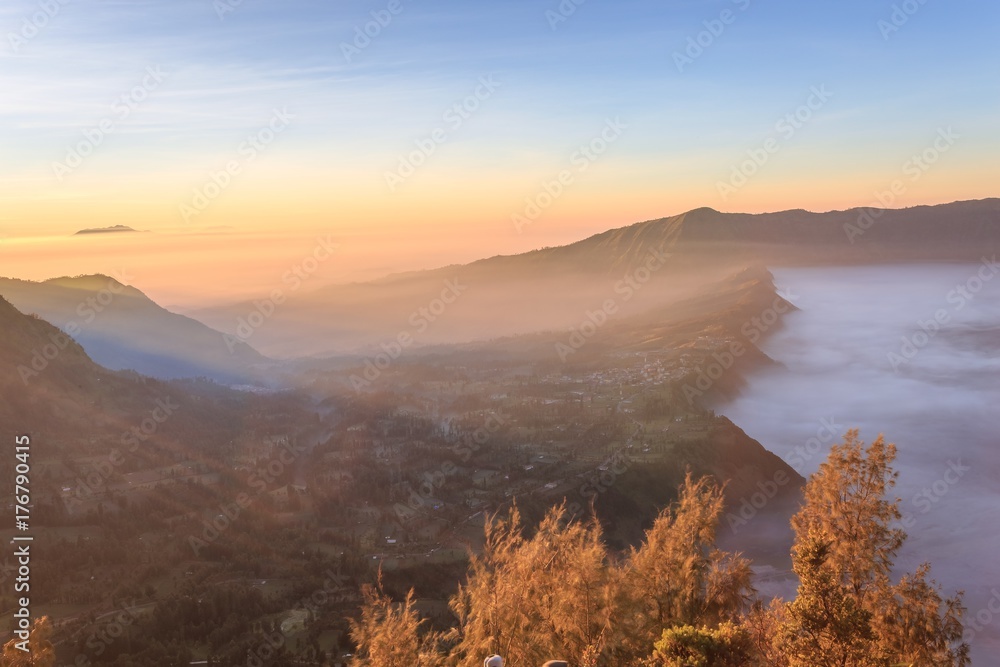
348, 198, 999, 288
0, 275, 272, 384
188, 198, 999, 356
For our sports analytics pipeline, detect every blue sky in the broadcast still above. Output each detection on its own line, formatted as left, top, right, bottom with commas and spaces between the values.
4, 0, 994, 150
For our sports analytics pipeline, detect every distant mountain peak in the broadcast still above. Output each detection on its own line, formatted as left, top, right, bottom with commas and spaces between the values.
73, 225, 141, 235
0, 275, 270, 384
685, 206, 722, 216
43, 273, 133, 293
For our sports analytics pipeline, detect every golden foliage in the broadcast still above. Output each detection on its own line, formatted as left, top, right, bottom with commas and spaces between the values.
1, 617, 55, 667
352, 432, 970, 667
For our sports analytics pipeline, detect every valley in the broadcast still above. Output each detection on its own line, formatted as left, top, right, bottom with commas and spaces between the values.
0, 258, 802, 665
2, 199, 998, 664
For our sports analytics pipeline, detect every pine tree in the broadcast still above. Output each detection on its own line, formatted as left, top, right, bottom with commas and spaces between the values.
349, 579, 441, 667
1, 617, 55, 667
742, 599, 788, 667
779, 530, 880, 667
350, 435, 968, 667
789, 430, 903, 603
448, 505, 532, 666
781, 430, 969, 666
616, 474, 753, 663
449, 503, 613, 667
872, 564, 969, 667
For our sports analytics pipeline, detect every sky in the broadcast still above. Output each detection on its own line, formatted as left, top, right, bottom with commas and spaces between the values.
0, 0, 997, 304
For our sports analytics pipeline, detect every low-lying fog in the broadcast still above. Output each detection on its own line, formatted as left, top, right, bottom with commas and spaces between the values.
719, 262, 1000, 662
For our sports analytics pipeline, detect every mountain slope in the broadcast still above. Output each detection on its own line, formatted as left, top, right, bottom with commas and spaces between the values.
193, 199, 1000, 357
358, 197, 1000, 283
0, 294, 256, 456
667, 198, 1000, 257
0, 275, 272, 384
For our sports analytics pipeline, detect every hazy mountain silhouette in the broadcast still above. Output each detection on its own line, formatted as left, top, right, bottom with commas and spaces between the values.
73, 224, 141, 235
192, 199, 1000, 357
0, 275, 271, 384
0, 294, 251, 452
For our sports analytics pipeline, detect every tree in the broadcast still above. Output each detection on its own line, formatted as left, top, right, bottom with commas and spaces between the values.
1, 617, 55, 667
616, 474, 753, 663
350, 435, 968, 667
448, 505, 529, 666
446, 476, 751, 667
779, 531, 880, 667
789, 430, 903, 602
449, 504, 613, 667
781, 430, 968, 667
741, 599, 788, 667
650, 622, 754, 667
872, 564, 969, 667
527, 508, 613, 665
349, 579, 441, 667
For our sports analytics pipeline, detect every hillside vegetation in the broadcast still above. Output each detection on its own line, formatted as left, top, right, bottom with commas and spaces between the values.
349, 431, 968, 667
